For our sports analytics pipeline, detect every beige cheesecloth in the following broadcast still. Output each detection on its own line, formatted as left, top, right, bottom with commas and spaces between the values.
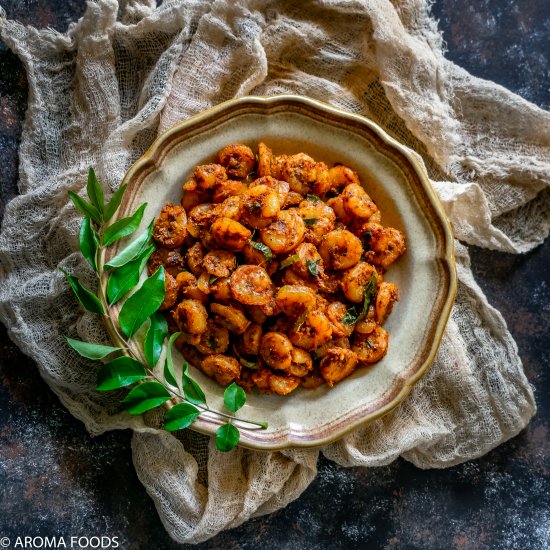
1, 0, 549, 544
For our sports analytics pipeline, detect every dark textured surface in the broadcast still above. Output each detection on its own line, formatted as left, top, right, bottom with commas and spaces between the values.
1, 2, 549, 549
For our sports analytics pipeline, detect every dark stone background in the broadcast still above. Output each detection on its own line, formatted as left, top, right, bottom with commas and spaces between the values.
1, 2, 549, 549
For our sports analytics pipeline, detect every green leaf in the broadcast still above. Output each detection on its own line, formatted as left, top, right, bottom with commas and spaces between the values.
303, 217, 318, 226
163, 403, 200, 431
61, 269, 104, 314
65, 337, 124, 360
118, 266, 166, 338
68, 190, 101, 223
105, 219, 154, 269
223, 382, 246, 413
164, 331, 181, 388
79, 217, 99, 272
249, 240, 273, 262
122, 381, 171, 415
305, 194, 321, 203
86, 168, 104, 214
96, 356, 147, 391
182, 362, 207, 405
306, 259, 320, 278
215, 423, 240, 452
341, 306, 358, 326
144, 312, 169, 368
356, 273, 378, 322
107, 244, 155, 304
239, 357, 258, 369
279, 254, 300, 270
103, 203, 147, 247
209, 275, 219, 285
104, 183, 128, 222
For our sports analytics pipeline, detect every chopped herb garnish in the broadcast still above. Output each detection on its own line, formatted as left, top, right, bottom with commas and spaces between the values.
303, 218, 318, 226
279, 254, 300, 269
239, 358, 258, 370
294, 310, 308, 331
342, 306, 358, 326
209, 275, 219, 285
306, 259, 320, 278
306, 194, 321, 204
326, 188, 341, 198
208, 335, 217, 349
341, 273, 378, 325
249, 240, 273, 262
362, 231, 373, 252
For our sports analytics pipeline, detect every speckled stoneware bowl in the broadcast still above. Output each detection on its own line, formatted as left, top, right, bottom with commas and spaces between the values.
104, 95, 457, 450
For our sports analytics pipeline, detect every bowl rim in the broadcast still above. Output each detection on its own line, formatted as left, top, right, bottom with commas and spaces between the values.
102, 94, 458, 450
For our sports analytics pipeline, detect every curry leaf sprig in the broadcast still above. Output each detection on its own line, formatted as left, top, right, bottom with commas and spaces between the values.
63, 168, 267, 452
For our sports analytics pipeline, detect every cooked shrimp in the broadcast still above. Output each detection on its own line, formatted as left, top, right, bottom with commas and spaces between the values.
193, 164, 227, 191
341, 183, 378, 220
352, 325, 389, 364
213, 180, 248, 203
203, 250, 237, 278
341, 262, 377, 303
213, 196, 242, 220
210, 302, 250, 334
326, 301, 355, 337
249, 176, 290, 207
175, 271, 208, 304
275, 285, 317, 317
194, 321, 230, 355
284, 191, 305, 207
241, 242, 272, 269
354, 318, 377, 335
172, 299, 208, 335
186, 242, 204, 275
230, 265, 274, 306
196, 272, 211, 295
181, 189, 207, 212
291, 242, 325, 280
269, 373, 301, 395
201, 354, 241, 386
282, 153, 326, 195
327, 164, 361, 189
159, 273, 179, 311
298, 197, 336, 223
209, 276, 232, 303
245, 305, 268, 325
147, 247, 186, 277
211, 217, 252, 251
326, 196, 352, 225
240, 184, 281, 229
288, 347, 313, 377
318, 229, 363, 270
260, 332, 294, 371
289, 310, 333, 351
257, 142, 273, 178
239, 323, 263, 356
359, 222, 406, 268
375, 281, 399, 324
187, 203, 216, 239
152, 203, 188, 249
259, 296, 282, 317
260, 209, 305, 254
217, 144, 255, 179
320, 347, 358, 387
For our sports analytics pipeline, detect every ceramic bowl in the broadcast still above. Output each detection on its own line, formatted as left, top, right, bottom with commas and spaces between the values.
105, 95, 457, 450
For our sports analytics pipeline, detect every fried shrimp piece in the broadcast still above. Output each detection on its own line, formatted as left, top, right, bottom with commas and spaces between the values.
354, 317, 377, 335
326, 301, 355, 337
260, 209, 305, 254
172, 299, 208, 335
152, 203, 188, 249
249, 176, 290, 207
203, 250, 237, 278
291, 242, 326, 280
375, 281, 399, 324
201, 354, 241, 386
210, 302, 251, 334
213, 180, 248, 203
194, 320, 230, 355
352, 325, 389, 364
341, 262, 377, 303
230, 265, 274, 306
275, 285, 317, 317
147, 247, 186, 277
257, 142, 274, 178
320, 347, 359, 387
282, 153, 328, 195
186, 241, 204, 275
175, 271, 208, 303
319, 229, 363, 270
181, 189, 208, 213
298, 197, 336, 245
327, 165, 360, 190
159, 273, 179, 310
187, 203, 216, 239
217, 144, 255, 179
193, 163, 227, 191
213, 196, 242, 221
288, 347, 313, 377
260, 332, 294, 370
240, 184, 281, 229
289, 310, 333, 351
209, 276, 232, 303
341, 183, 378, 220
239, 323, 263, 356
241, 242, 272, 269
360, 222, 406, 269
269, 373, 301, 395
211, 217, 252, 251
326, 196, 352, 225
284, 191, 305, 208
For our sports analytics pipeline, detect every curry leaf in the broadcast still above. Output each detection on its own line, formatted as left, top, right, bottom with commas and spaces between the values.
96, 356, 147, 391
303, 218, 318, 226
118, 266, 165, 337
182, 362, 207, 405
65, 337, 124, 360
86, 168, 104, 214
103, 203, 147, 246
279, 254, 300, 269
122, 381, 171, 415
144, 312, 169, 368
61, 268, 104, 314
215, 423, 240, 452
164, 331, 181, 388
68, 191, 101, 223
163, 403, 200, 431
105, 219, 154, 269
305, 194, 320, 204
306, 259, 320, 278
249, 240, 273, 262
223, 382, 246, 413
104, 183, 128, 222
79, 217, 99, 272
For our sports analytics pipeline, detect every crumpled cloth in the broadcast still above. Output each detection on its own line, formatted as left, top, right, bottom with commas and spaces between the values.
1, 0, 548, 544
